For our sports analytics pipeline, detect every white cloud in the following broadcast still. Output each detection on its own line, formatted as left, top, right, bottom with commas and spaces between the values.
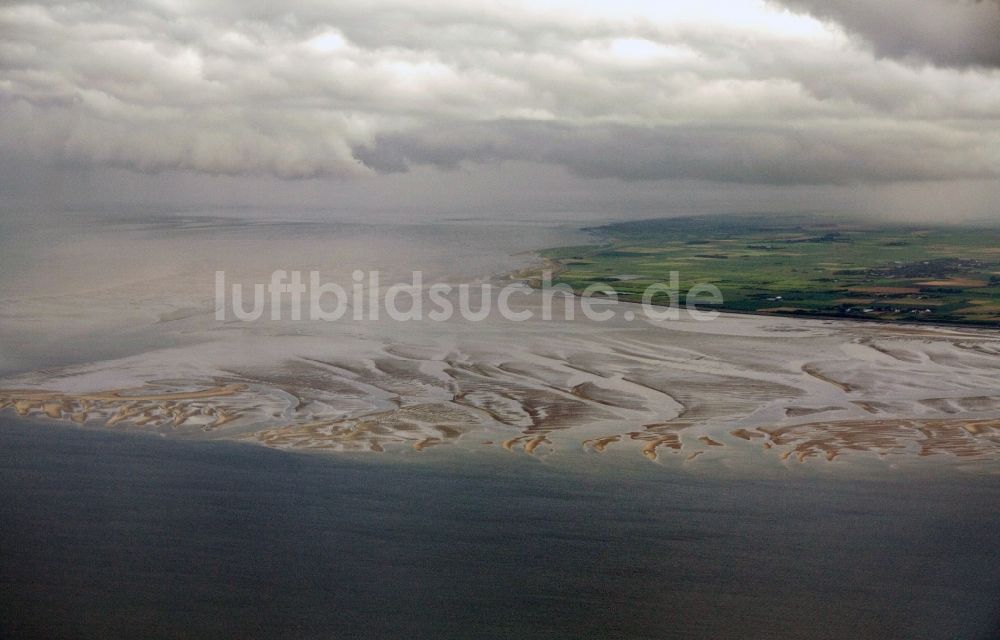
0, 0, 997, 191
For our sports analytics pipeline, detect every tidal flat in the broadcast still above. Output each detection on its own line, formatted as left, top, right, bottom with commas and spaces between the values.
2, 309, 999, 467
1, 213, 998, 468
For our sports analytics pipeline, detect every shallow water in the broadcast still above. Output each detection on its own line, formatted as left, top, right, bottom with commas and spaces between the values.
1, 418, 998, 640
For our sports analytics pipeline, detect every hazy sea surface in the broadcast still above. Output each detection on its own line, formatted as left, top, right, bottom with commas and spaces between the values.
2, 418, 998, 640
0, 211, 587, 375
1, 211, 999, 639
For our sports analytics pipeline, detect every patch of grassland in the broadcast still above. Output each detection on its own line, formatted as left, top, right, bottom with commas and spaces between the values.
538, 214, 1000, 326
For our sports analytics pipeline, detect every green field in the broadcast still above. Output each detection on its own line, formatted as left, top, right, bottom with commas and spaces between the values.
540, 214, 1000, 326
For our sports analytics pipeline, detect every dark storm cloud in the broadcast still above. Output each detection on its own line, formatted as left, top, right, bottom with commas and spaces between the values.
777, 0, 1000, 68
1, 0, 998, 190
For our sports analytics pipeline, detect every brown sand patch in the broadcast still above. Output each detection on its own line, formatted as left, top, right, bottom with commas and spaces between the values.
785, 406, 843, 418
630, 432, 682, 461
584, 435, 621, 452
500, 434, 550, 454
524, 435, 550, 454
1, 385, 250, 434
802, 364, 852, 392
851, 400, 890, 414
413, 437, 442, 451
759, 417, 1000, 462
243, 401, 478, 453
42, 402, 63, 419
730, 428, 765, 440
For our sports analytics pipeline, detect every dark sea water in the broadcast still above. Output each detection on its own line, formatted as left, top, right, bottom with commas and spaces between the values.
1, 418, 998, 640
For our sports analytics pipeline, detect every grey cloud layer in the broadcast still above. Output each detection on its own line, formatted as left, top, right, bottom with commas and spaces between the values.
778, 0, 1000, 68
2, 1, 998, 185
358, 121, 995, 185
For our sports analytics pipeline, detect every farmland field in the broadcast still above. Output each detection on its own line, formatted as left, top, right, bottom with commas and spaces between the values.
540, 215, 1000, 326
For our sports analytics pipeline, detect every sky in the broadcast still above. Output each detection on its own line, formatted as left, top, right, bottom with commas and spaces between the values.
1, 0, 998, 221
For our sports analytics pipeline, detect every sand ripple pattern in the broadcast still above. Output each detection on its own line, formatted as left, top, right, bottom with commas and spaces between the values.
3, 316, 1000, 466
